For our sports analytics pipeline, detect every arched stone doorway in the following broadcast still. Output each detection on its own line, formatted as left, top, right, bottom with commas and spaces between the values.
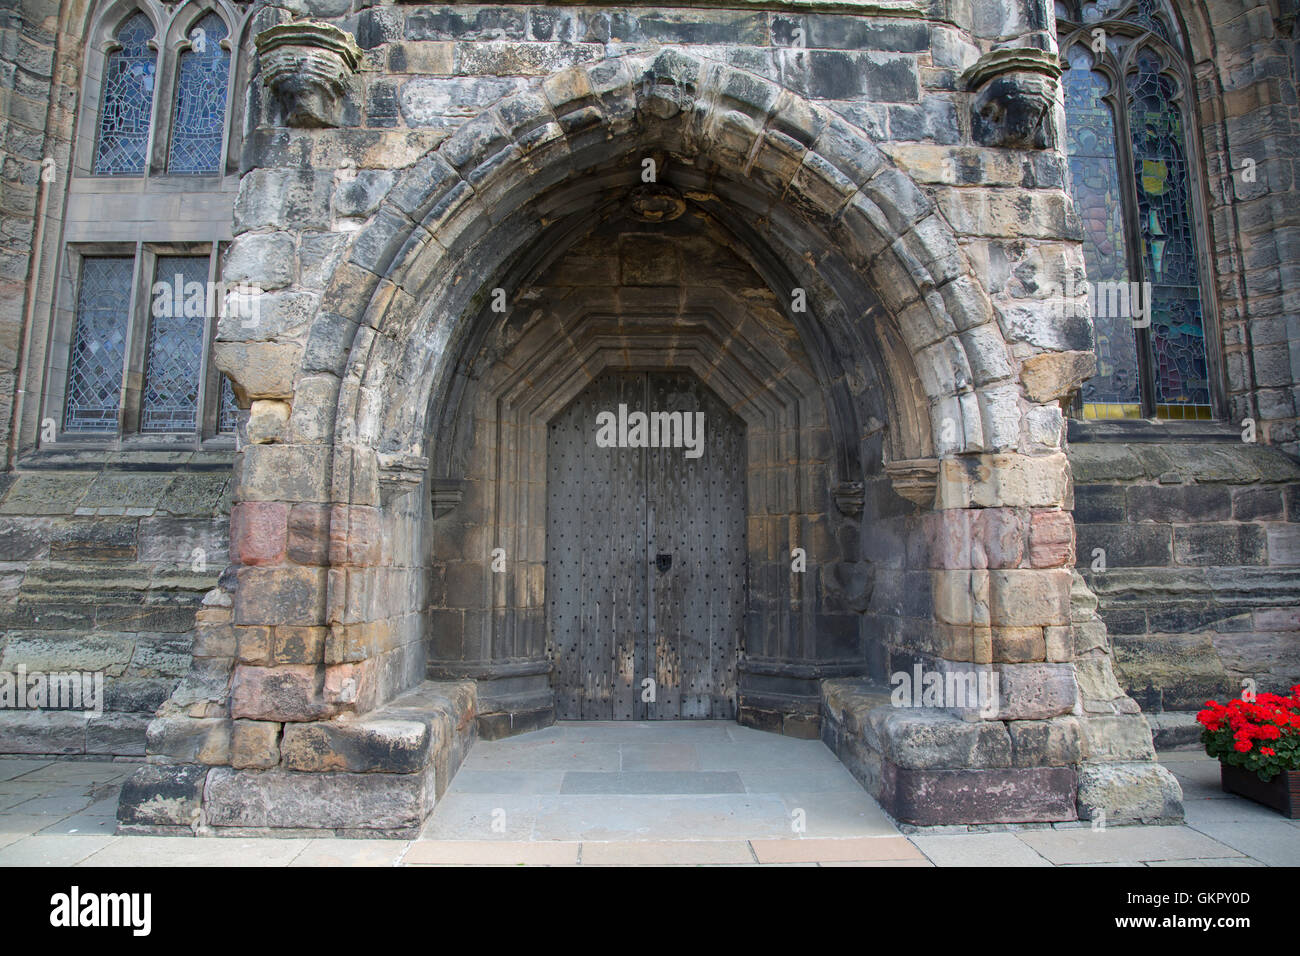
119, 47, 1180, 834
423, 210, 861, 735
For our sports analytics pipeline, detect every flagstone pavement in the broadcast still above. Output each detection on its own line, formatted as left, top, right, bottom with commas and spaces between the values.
1, 723, 1296, 866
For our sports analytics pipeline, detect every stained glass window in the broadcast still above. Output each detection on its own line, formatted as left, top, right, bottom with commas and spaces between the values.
141, 256, 208, 432
218, 376, 239, 433
168, 14, 230, 175
1058, 0, 1212, 420
93, 13, 157, 176
1126, 52, 1211, 417
1064, 48, 1141, 419
65, 257, 133, 432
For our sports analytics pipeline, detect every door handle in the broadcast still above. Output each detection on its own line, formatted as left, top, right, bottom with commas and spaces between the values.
655, 553, 672, 573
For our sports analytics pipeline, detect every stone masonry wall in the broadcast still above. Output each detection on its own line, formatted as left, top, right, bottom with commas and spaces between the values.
0, 459, 230, 755
1071, 441, 1300, 711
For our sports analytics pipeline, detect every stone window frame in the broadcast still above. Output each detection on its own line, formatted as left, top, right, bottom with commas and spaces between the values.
45, 240, 234, 448
74, 0, 249, 183
1056, 0, 1226, 426
30, 0, 254, 454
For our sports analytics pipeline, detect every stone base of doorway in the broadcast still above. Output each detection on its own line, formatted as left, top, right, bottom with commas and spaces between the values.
820, 678, 1183, 827
114, 680, 477, 838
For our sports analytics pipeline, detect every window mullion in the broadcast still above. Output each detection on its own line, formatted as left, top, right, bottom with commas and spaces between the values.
198, 246, 219, 442
120, 242, 150, 437
1110, 64, 1158, 419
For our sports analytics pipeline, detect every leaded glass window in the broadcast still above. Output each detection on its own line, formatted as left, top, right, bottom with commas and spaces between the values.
218, 376, 239, 433
65, 257, 133, 431
1126, 52, 1210, 415
1057, 0, 1214, 420
1064, 47, 1141, 418
168, 14, 230, 175
141, 256, 208, 432
93, 13, 157, 176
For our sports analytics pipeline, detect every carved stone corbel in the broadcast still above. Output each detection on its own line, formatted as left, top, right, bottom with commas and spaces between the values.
884, 458, 939, 508
963, 47, 1062, 150
637, 51, 699, 121
377, 453, 428, 506
255, 20, 362, 129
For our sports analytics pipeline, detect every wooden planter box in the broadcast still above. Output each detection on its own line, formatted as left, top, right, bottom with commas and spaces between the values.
1220, 763, 1300, 818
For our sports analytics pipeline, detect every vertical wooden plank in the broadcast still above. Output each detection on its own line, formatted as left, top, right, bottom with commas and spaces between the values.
610, 372, 646, 721
644, 372, 746, 720
546, 387, 582, 720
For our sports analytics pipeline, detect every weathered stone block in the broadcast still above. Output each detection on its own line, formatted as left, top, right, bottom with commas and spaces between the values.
233, 566, 327, 626
281, 717, 431, 773
1007, 716, 1081, 766
993, 661, 1077, 719
229, 501, 288, 567
988, 568, 1071, 627
231, 719, 282, 769
230, 663, 339, 721
870, 707, 1012, 769
1076, 762, 1183, 824
1078, 714, 1158, 762
881, 763, 1078, 825
117, 764, 209, 829
146, 716, 232, 765
202, 764, 437, 833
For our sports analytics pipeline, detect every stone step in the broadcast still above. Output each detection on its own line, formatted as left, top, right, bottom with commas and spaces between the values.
275, 679, 476, 789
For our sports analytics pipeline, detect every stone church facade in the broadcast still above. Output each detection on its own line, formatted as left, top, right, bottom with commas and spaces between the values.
0, 0, 1297, 832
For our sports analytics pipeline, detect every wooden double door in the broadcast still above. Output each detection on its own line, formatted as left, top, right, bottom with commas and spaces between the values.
546, 371, 746, 720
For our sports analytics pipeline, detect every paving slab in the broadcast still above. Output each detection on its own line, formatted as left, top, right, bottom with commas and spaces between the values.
0, 788, 46, 811
579, 840, 754, 865
1017, 826, 1244, 864
911, 832, 1052, 867
79, 836, 310, 867
1185, 820, 1300, 866
619, 742, 702, 771
1182, 794, 1287, 826
1165, 761, 1230, 798
530, 793, 792, 842
14, 762, 131, 785
694, 740, 840, 772
0, 813, 54, 846
446, 770, 566, 795
739, 768, 862, 793
290, 839, 408, 867
404, 840, 580, 866
7, 790, 98, 817
0, 834, 119, 866
1156, 750, 1209, 763
421, 793, 541, 841
468, 741, 622, 772
1145, 857, 1266, 867
751, 836, 925, 864
0, 760, 51, 781
778, 791, 900, 838
819, 858, 935, 867
560, 771, 744, 794
36, 813, 118, 836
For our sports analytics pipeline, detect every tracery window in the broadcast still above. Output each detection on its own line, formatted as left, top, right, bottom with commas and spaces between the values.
92, 12, 157, 176
168, 12, 230, 174
44, 2, 251, 448
1057, 0, 1217, 420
